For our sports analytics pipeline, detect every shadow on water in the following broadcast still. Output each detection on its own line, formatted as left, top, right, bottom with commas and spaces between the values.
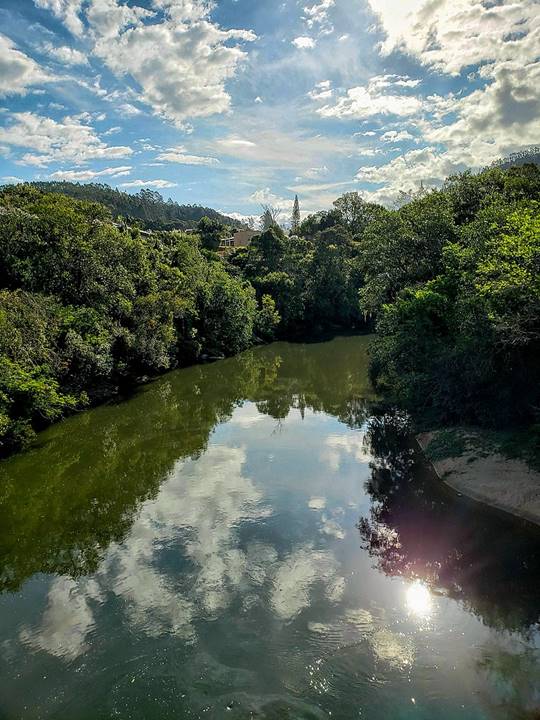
359, 408, 540, 633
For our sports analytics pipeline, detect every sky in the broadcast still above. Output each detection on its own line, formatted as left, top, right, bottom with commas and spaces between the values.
0, 0, 538, 221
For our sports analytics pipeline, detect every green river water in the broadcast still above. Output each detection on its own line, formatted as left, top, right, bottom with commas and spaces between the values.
0, 336, 539, 719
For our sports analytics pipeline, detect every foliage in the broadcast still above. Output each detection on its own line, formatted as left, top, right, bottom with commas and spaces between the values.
1, 162, 538, 453
366, 164, 540, 428
0, 185, 257, 454
197, 216, 228, 251
255, 294, 281, 341
29, 181, 245, 231
230, 201, 377, 334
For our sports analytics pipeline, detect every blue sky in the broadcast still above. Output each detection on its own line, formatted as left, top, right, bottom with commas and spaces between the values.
1, 0, 538, 221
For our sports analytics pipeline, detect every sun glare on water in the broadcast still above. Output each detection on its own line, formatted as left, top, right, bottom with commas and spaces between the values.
406, 581, 433, 619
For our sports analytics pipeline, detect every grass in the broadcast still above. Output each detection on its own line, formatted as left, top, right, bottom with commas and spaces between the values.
424, 429, 468, 462
424, 424, 540, 471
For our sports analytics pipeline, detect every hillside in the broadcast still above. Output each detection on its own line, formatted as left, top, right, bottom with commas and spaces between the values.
30, 181, 246, 231
491, 147, 540, 170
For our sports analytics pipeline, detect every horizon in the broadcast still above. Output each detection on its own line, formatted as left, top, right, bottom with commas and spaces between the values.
1, 0, 538, 222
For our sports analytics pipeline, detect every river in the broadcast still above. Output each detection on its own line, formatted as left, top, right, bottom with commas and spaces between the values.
0, 335, 539, 719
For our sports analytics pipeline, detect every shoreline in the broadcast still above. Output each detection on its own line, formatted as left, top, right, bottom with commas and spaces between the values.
417, 430, 540, 527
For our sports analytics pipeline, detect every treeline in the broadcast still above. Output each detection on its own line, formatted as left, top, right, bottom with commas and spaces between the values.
30, 182, 244, 231
0, 185, 276, 454
1, 162, 538, 455
227, 163, 540, 430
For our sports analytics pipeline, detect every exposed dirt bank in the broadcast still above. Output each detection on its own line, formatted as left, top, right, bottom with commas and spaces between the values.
417, 429, 540, 527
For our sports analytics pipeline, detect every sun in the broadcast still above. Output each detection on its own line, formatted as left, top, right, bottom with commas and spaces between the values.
406, 580, 432, 619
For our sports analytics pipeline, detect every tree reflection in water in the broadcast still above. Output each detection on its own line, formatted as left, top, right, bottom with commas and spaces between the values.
0, 336, 373, 594
359, 408, 540, 634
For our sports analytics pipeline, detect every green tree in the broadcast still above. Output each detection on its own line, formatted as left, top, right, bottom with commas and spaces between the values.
291, 195, 301, 234
197, 216, 227, 251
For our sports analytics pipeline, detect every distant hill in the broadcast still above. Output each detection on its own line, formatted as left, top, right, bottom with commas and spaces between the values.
491, 147, 540, 170
30, 181, 246, 231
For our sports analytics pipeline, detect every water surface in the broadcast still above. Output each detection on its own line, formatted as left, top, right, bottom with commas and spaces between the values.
0, 336, 539, 719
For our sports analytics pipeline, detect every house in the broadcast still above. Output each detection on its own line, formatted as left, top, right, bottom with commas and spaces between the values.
219, 229, 258, 252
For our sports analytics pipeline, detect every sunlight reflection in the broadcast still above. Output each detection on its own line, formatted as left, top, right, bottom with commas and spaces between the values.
405, 580, 432, 619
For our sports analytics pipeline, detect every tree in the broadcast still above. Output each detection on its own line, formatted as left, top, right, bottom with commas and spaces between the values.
333, 192, 385, 236
260, 205, 281, 231
197, 216, 227, 251
255, 294, 281, 340
291, 195, 301, 234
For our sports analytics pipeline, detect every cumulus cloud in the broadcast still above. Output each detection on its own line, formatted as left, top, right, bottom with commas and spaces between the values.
380, 130, 415, 142
249, 187, 293, 211
292, 36, 316, 49
0, 112, 132, 166
41, 41, 88, 65
345, 1, 540, 203
34, 0, 85, 37
367, 0, 539, 75
86, 0, 255, 125
0, 34, 52, 96
308, 80, 333, 101
422, 61, 540, 165
317, 77, 422, 120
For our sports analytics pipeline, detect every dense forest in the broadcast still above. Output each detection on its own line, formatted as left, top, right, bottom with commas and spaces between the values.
30, 182, 245, 231
0, 160, 539, 456
0, 184, 275, 453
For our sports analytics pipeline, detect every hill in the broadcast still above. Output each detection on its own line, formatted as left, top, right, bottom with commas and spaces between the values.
491, 147, 540, 170
30, 181, 246, 231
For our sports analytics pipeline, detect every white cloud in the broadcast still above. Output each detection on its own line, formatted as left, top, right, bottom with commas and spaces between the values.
347, 2, 539, 205
119, 178, 177, 188
422, 61, 540, 166
85, 0, 155, 40
317, 81, 422, 120
156, 146, 219, 166
118, 102, 142, 117
0, 112, 132, 166
370, 74, 421, 90
216, 137, 257, 149
249, 187, 292, 210
301, 166, 329, 180
42, 41, 88, 65
292, 36, 316, 49
322, 433, 370, 472
220, 211, 259, 227
49, 165, 132, 181
308, 80, 333, 101
0, 34, 52, 97
303, 0, 335, 34
209, 129, 355, 172
380, 130, 415, 142
19, 577, 99, 660
86, 0, 256, 125
34, 0, 85, 37
367, 0, 539, 75
271, 546, 343, 620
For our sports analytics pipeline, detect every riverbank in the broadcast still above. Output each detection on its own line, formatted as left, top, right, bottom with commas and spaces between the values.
418, 428, 540, 526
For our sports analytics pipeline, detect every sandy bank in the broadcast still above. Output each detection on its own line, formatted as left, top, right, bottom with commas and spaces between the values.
417, 430, 540, 527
